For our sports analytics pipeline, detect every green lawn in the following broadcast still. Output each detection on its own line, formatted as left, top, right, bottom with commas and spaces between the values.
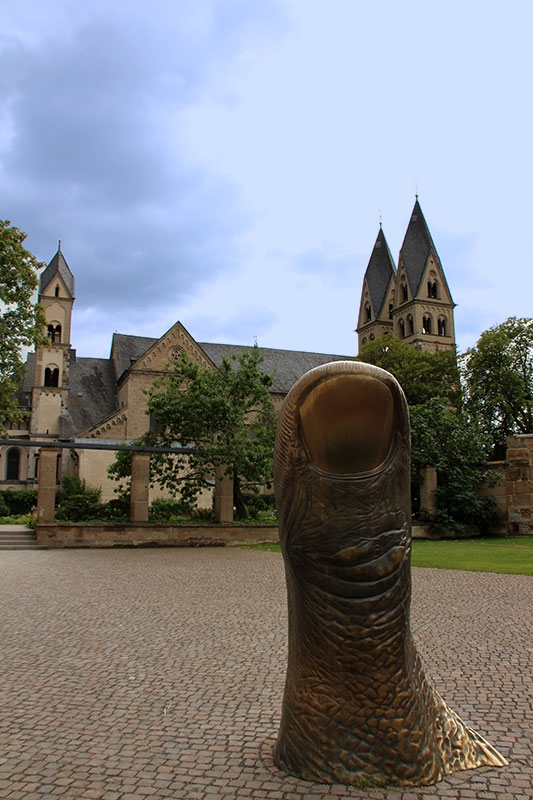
248, 537, 533, 576
411, 536, 533, 575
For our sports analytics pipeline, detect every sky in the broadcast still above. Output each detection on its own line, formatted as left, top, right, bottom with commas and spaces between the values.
1, 0, 532, 360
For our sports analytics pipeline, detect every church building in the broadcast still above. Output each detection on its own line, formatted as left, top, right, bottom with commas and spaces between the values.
2, 198, 456, 499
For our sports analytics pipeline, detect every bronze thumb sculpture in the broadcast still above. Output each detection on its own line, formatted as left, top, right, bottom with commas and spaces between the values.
273, 361, 507, 787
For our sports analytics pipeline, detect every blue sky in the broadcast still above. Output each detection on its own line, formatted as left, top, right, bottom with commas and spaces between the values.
1, 0, 531, 358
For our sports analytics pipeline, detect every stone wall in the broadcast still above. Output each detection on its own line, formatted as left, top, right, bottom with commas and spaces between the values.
480, 434, 533, 535
505, 434, 533, 535
36, 523, 279, 548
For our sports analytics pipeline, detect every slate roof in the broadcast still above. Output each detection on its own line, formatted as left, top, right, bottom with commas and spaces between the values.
199, 343, 351, 395
19, 334, 351, 437
399, 199, 441, 297
363, 227, 396, 317
111, 333, 157, 381
39, 246, 75, 297
110, 333, 351, 395
68, 357, 117, 433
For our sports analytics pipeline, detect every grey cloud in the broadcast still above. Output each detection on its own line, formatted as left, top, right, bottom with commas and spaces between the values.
0, 0, 287, 314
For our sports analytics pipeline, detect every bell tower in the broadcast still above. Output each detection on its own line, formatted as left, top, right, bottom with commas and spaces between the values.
392, 198, 456, 352
31, 243, 75, 437
357, 199, 456, 354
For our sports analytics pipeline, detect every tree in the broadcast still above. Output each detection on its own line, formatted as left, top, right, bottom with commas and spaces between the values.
357, 333, 499, 534
355, 333, 460, 406
410, 398, 499, 535
0, 221, 45, 433
110, 347, 277, 517
461, 317, 533, 456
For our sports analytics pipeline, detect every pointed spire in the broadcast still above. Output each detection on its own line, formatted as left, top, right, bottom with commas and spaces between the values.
363, 225, 397, 318
399, 198, 438, 296
39, 243, 75, 297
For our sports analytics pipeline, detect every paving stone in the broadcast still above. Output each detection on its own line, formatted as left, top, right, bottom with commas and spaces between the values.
0, 549, 531, 800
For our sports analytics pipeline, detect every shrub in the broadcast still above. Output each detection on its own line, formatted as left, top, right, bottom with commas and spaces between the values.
55, 476, 102, 522
0, 494, 9, 517
149, 497, 195, 522
100, 495, 130, 522
0, 489, 37, 516
239, 492, 276, 520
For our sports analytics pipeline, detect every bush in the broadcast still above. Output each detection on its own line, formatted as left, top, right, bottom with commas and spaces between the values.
0, 489, 37, 516
100, 495, 130, 522
149, 497, 195, 522
239, 492, 276, 520
55, 476, 102, 522
0, 494, 9, 516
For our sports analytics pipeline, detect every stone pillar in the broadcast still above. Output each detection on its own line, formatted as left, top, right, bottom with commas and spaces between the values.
37, 447, 60, 523
419, 465, 438, 516
214, 465, 234, 523
505, 435, 533, 535
130, 452, 150, 523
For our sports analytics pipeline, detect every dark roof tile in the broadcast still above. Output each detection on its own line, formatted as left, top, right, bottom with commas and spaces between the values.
363, 227, 397, 317
399, 199, 438, 296
39, 247, 75, 296
199, 343, 351, 394
68, 357, 117, 433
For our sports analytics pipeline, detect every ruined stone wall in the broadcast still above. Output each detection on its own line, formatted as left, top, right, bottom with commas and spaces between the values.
480, 435, 533, 535
505, 434, 533, 535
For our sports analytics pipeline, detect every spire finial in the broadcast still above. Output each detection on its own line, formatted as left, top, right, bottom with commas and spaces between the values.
414, 180, 419, 200
58, 239, 62, 252
379, 208, 382, 228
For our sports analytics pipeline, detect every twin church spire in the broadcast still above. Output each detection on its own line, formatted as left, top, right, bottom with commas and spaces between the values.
357, 199, 456, 353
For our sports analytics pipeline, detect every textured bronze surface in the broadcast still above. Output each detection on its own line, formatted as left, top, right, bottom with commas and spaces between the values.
273, 361, 507, 787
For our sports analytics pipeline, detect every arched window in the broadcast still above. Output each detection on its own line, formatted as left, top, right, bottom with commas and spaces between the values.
55, 285, 60, 297
438, 317, 447, 336
362, 337, 367, 345
44, 367, 60, 387
427, 280, 438, 298
46, 324, 62, 343
398, 319, 405, 338
369, 333, 375, 341
407, 314, 414, 335
401, 282, 408, 302
6, 448, 20, 481
364, 303, 372, 322
422, 316, 432, 335
388, 303, 393, 320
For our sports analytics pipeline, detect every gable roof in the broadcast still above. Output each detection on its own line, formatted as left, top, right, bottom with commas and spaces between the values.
399, 198, 441, 296
363, 226, 397, 317
39, 245, 75, 297
110, 333, 157, 381
199, 343, 350, 394
110, 332, 351, 396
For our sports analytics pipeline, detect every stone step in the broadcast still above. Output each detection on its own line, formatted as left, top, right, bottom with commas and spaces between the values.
0, 527, 47, 550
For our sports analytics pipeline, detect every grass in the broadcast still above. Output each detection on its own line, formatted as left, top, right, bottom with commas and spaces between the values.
410, 536, 533, 575
247, 537, 533, 576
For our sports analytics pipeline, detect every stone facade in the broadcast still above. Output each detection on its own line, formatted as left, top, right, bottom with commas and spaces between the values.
478, 435, 533, 535
505, 435, 533, 535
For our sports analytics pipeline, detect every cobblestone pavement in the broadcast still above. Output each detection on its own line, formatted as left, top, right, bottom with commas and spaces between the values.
0, 548, 531, 800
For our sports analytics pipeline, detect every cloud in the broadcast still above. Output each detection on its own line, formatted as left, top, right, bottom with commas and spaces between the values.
0, 0, 287, 315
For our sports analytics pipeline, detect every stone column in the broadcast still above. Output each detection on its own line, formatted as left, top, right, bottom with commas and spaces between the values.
419, 465, 438, 516
505, 435, 533, 535
130, 452, 150, 523
37, 447, 60, 523
214, 465, 234, 523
